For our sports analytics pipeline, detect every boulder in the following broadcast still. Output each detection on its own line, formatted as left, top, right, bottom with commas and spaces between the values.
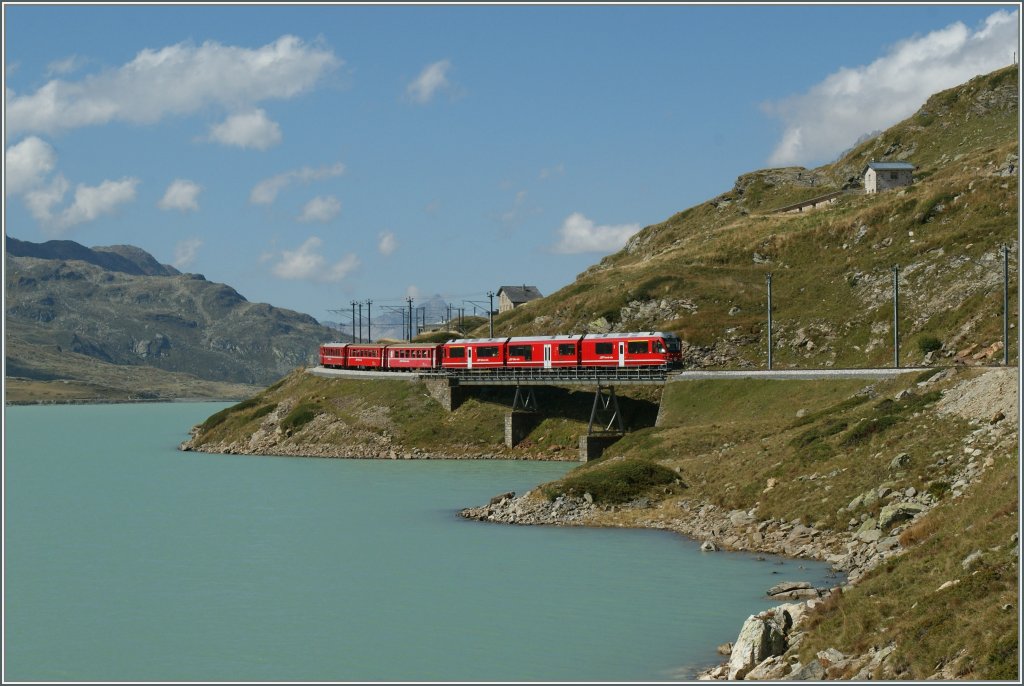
744, 655, 790, 680
878, 502, 927, 529
766, 581, 813, 596
790, 659, 826, 680
726, 611, 789, 680
701, 540, 719, 552
889, 452, 911, 471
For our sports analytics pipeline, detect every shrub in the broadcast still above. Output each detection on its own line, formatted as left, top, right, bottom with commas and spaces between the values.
250, 403, 277, 420
842, 415, 900, 445
789, 419, 849, 449
917, 335, 943, 354
280, 402, 321, 433
542, 459, 678, 504
200, 406, 234, 432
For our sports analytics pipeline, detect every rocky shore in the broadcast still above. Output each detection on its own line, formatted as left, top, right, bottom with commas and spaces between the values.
458, 368, 1018, 680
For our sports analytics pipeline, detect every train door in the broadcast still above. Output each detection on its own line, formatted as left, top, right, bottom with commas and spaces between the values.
618, 341, 625, 367
543, 344, 552, 369
467, 346, 473, 370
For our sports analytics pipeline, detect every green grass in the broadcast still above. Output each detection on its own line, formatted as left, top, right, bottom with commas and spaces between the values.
542, 458, 679, 504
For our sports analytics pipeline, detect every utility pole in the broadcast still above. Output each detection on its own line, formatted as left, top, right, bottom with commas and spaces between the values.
770, 272, 774, 372
350, 301, 357, 343
487, 290, 495, 337
406, 296, 414, 342
365, 299, 372, 342
358, 302, 364, 343
1004, 244, 1010, 366
893, 265, 900, 369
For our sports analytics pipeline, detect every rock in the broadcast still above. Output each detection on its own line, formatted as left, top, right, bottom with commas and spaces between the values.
488, 491, 515, 506
726, 612, 789, 680
936, 579, 961, 592
878, 502, 927, 529
857, 528, 882, 543
889, 452, 911, 470
744, 655, 790, 680
790, 659, 826, 680
764, 477, 778, 493
717, 642, 733, 656
795, 408, 808, 418
905, 486, 917, 498
895, 389, 914, 401
876, 536, 901, 552
991, 410, 1006, 424
701, 540, 719, 552
817, 648, 845, 667
766, 581, 813, 596
961, 549, 983, 570
583, 492, 593, 504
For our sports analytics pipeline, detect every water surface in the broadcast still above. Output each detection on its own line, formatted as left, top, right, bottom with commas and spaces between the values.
4, 403, 834, 681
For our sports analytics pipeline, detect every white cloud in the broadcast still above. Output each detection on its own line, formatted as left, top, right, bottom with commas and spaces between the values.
298, 195, 341, 223
46, 55, 87, 77
7, 35, 340, 137
552, 212, 640, 254
539, 163, 565, 180
406, 59, 453, 104
158, 179, 201, 212
173, 237, 203, 269
207, 109, 282, 150
5, 136, 57, 196
378, 230, 398, 256
25, 175, 139, 233
249, 162, 345, 204
764, 9, 1019, 166
271, 236, 359, 283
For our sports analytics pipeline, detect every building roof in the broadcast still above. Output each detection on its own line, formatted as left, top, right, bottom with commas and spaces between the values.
497, 285, 543, 303
864, 161, 915, 173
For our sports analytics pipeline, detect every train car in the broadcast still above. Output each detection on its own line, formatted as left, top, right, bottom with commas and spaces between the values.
579, 332, 683, 368
505, 334, 585, 369
442, 337, 509, 370
346, 343, 387, 370
384, 343, 444, 371
320, 342, 350, 369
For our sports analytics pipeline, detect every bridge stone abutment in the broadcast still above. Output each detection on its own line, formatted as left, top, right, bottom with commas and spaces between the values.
578, 434, 624, 462
424, 377, 464, 412
505, 411, 540, 448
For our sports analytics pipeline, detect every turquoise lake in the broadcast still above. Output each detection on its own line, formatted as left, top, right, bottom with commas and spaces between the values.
4, 402, 835, 682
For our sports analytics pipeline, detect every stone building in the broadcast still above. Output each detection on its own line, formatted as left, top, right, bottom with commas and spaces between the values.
863, 161, 914, 194
497, 285, 543, 313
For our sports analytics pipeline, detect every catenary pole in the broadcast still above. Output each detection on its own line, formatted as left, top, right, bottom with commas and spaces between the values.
1004, 244, 1010, 366
893, 265, 900, 369
766, 272, 773, 370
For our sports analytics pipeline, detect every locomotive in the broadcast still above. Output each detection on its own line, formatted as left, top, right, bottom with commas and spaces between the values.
319, 331, 683, 372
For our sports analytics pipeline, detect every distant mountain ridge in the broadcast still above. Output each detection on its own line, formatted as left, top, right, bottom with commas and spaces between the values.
5, 236, 344, 390
6, 236, 181, 276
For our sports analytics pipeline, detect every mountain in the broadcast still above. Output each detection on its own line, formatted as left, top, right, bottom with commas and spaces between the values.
5, 238, 342, 392
481, 65, 1018, 369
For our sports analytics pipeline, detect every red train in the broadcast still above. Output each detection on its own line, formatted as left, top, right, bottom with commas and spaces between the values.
319, 331, 683, 372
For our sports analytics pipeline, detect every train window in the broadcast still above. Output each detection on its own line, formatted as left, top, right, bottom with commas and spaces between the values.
508, 345, 532, 360
595, 342, 613, 355
558, 344, 576, 356
666, 339, 681, 352
477, 346, 499, 358
448, 347, 465, 359
628, 341, 649, 354
654, 340, 665, 353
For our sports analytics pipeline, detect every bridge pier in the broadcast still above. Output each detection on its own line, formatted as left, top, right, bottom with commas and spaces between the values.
505, 411, 539, 448
578, 433, 623, 462
424, 377, 464, 412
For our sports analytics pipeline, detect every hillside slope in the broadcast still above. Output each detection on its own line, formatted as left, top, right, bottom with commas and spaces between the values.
5, 239, 341, 391
481, 66, 1018, 370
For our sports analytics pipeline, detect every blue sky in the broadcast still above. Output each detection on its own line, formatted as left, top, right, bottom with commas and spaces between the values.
4, 3, 1019, 326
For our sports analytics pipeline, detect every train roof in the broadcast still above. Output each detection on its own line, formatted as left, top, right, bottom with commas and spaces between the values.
445, 337, 510, 345
582, 331, 679, 339
320, 342, 350, 347
505, 334, 585, 343
383, 342, 443, 348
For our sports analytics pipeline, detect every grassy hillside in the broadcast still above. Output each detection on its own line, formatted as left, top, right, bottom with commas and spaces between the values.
531, 367, 1017, 679
475, 67, 1017, 370
185, 369, 663, 459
